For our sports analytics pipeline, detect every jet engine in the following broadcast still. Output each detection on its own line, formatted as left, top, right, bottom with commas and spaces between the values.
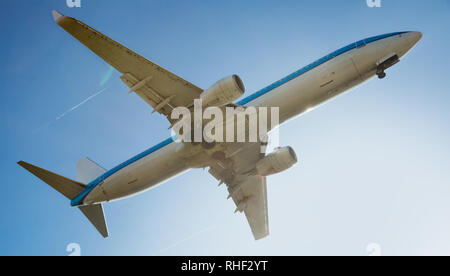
200, 75, 245, 107
255, 146, 298, 176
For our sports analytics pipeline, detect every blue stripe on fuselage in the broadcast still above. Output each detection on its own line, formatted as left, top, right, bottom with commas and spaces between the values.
236, 32, 408, 105
71, 137, 175, 206
71, 32, 408, 206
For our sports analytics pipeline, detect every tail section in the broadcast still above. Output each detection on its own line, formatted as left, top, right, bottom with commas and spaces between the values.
18, 160, 109, 238
76, 158, 109, 237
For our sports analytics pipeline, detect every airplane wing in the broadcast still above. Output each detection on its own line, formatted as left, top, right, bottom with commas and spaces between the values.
52, 11, 202, 117
208, 142, 269, 240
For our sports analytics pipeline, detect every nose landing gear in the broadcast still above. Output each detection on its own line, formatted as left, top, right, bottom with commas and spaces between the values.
376, 53, 399, 79
376, 68, 386, 79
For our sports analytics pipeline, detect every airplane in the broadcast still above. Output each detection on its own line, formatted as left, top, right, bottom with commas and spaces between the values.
18, 10, 422, 240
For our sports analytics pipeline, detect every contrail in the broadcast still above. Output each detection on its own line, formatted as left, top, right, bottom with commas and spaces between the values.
54, 87, 107, 121
35, 87, 108, 133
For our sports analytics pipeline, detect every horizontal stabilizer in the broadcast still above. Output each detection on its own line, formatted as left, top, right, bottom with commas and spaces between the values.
18, 161, 86, 200
19, 161, 109, 238
79, 204, 109, 238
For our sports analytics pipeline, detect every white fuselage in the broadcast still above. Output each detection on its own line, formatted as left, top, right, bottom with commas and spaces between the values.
78, 32, 421, 206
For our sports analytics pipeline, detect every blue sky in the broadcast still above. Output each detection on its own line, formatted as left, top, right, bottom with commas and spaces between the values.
1, 0, 450, 255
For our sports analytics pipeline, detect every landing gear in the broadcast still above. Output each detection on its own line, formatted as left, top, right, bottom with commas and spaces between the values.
377, 69, 386, 79
376, 53, 399, 80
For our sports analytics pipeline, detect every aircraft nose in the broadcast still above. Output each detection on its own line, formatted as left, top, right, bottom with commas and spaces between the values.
392, 31, 422, 58
407, 31, 423, 46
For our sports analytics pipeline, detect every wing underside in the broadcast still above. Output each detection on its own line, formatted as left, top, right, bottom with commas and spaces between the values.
233, 175, 269, 240
52, 11, 202, 117
209, 142, 269, 240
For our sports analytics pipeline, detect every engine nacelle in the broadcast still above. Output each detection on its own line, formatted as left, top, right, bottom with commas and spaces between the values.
200, 75, 245, 107
255, 146, 298, 176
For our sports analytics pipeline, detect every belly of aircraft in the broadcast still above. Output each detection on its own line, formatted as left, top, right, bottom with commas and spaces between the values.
83, 143, 191, 204
249, 52, 363, 124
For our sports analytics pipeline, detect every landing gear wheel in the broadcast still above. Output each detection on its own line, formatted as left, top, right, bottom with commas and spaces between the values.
377, 71, 386, 79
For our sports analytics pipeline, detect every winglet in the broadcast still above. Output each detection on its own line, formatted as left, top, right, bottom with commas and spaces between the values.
52, 10, 64, 23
